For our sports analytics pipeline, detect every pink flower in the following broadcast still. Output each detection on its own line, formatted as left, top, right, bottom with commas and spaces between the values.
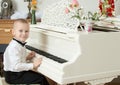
72, 0, 79, 7
65, 7, 70, 14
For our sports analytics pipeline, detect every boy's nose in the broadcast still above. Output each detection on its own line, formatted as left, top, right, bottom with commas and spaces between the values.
22, 32, 26, 35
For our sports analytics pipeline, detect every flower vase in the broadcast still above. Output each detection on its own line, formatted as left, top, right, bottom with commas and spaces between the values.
31, 10, 37, 24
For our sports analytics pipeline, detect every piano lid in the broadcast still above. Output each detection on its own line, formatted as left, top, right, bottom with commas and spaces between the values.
38, 0, 79, 33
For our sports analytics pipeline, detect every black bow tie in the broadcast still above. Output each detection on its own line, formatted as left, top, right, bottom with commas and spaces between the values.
13, 38, 27, 47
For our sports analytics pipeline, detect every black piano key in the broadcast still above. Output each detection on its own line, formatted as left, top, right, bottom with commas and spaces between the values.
25, 45, 68, 63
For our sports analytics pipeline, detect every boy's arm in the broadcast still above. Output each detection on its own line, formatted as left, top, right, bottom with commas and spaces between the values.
26, 51, 35, 60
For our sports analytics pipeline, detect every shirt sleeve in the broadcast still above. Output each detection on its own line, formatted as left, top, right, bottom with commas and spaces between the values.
8, 45, 34, 72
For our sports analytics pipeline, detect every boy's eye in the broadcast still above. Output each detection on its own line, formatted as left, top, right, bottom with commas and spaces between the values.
25, 30, 29, 32
19, 30, 23, 32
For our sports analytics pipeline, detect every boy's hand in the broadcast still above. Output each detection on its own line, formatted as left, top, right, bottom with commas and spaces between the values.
26, 51, 35, 60
33, 57, 42, 70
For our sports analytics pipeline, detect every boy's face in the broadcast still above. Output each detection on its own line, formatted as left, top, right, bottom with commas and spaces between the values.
12, 22, 29, 42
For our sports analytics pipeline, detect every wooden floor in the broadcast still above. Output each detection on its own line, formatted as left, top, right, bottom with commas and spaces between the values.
105, 76, 120, 85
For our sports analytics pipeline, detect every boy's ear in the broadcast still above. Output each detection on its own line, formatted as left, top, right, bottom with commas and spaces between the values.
12, 29, 15, 36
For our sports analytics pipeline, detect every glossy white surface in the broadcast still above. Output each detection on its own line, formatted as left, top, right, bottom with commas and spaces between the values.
26, 25, 120, 84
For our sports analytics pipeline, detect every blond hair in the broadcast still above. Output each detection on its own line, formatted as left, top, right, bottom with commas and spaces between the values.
13, 19, 29, 29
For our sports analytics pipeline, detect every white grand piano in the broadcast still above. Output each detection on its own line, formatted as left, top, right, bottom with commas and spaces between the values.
26, 0, 120, 85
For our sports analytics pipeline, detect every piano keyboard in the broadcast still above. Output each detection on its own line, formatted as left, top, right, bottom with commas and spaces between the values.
25, 45, 68, 63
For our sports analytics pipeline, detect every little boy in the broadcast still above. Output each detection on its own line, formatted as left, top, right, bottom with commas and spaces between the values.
3, 19, 50, 85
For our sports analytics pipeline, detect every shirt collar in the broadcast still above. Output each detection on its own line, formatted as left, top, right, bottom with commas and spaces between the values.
13, 38, 27, 47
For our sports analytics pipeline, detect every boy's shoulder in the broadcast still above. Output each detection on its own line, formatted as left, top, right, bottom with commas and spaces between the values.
8, 40, 22, 49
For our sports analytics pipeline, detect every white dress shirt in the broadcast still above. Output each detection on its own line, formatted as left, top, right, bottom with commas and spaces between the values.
3, 39, 33, 72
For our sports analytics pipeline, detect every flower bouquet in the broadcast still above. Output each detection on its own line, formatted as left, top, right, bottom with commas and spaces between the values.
99, 0, 115, 17
65, 0, 83, 20
65, 0, 85, 31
